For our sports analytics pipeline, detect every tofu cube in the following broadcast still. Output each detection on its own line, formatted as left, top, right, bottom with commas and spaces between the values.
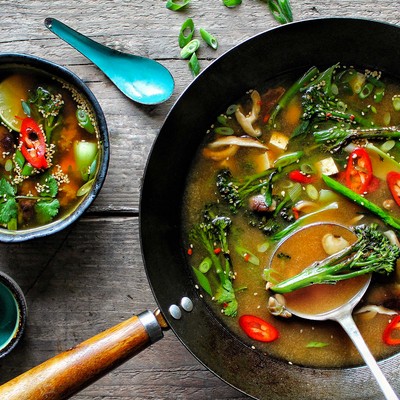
316, 157, 339, 176
269, 131, 289, 151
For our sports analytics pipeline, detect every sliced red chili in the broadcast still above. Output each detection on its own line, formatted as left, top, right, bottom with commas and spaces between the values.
288, 169, 314, 184
239, 315, 279, 342
19, 117, 48, 169
345, 148, 373, 194
387, 171, 400, 207
383, 315, 400, 346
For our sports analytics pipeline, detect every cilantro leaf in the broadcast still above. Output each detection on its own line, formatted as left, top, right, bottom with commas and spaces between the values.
0, 178, 17, 224
35, 198, 60, 223
39, 174, 58, 198
0, 178, 16, 197
0, 197, 17, 224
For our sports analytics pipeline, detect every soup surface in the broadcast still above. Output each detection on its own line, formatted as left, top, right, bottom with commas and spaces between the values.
183, 64, 400, 368
0, 68, 102, 231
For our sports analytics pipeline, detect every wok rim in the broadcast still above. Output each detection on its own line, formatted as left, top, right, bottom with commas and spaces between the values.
140, 17, 400, 400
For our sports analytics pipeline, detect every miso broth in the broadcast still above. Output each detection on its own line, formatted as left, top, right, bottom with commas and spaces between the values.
0, 68, 102, 231
183, 64, 400, 368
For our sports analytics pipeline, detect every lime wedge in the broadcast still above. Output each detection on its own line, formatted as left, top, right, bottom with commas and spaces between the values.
0, 74, 32, 132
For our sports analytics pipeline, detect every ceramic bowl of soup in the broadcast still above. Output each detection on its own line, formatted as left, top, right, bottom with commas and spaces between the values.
0, 271, 27, 358
0, 54, 109, 242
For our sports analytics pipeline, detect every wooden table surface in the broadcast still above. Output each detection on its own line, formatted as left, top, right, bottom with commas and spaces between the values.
0, 1, 399, 399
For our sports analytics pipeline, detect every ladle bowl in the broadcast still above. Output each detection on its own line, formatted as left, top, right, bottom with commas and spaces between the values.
269, 223, 398, 400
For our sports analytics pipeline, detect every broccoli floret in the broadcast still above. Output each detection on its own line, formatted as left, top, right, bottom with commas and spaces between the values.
25, 86, 64, 142
190, 206, 238, 316
216, 168, 276, 214
267, 223, 400, 293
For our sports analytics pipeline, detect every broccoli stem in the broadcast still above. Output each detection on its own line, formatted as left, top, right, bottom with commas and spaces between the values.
270, 224, 400, 293
271, 201, 339, 241
322, 175, 400, 230
268, 66, 319, 126
314, 126, 400, 152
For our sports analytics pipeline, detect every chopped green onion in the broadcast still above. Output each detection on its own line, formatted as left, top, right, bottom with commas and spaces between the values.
235, 246, 260, 265
199, 28, 218, 50
192, 267, 212, 296
178, 18, 195, 48
76, 179, 94, 197
214, 126, 234, 136
300, 163, 315, 174
223, 0, 242, 7
383, 112, 391, 126
374, 87, 385, 103
188, 52, 200, 76
22, 162, 34, 176
380, 140, 396, 153
288, 182, 302, 203
76, 109, 95, 134
274, 151, 304, 168
257, 242, 270, 253
7, 217, 17, 230
392, 95, 400, 111
217, 115, 228, 125
359, 82, 374, 99
14, 149, 25, 169
226, 104, 238, 115
181, 39, 200, 59
306, 184, 319, 200
199, 257, 212, 273
306, 341, 329, 348
166, 0, 191, 11
4, 158, 13, 172
267, 0, 293, 24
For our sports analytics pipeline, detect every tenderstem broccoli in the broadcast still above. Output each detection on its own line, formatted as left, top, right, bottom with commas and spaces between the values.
216, 168, 277, 214
314, 125, 400, 153
25, 86, 64, 142
190, 206, 238, 316
267, 223, 400, 294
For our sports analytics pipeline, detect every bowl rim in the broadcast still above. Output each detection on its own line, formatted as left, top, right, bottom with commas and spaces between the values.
0, 53, 110, 242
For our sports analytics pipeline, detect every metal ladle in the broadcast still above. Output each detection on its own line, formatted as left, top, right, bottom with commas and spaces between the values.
270, 224, 399, 400
44, 18, 174, 105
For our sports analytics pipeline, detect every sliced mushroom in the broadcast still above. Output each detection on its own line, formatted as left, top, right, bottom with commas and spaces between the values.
322, 233, 350, 255
206, 135, 267, 150
235, 90, 262, 137
249, 195, 276, 213
267, 295, 292, 318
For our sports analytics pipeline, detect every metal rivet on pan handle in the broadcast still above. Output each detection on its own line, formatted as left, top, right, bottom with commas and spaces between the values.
168, 304, 182, 320
180, 297, 193, 312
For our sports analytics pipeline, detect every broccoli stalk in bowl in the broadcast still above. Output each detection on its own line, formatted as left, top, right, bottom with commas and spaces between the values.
190, 206, 238, 316
267, 224, 400, 294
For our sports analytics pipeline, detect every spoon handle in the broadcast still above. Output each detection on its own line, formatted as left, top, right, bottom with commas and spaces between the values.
44, 18, 114, 71
337, 314, 399, 400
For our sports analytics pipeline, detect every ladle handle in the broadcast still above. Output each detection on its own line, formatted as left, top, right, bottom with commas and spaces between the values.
0, 311, 164, 400
44, 18, 114, 71
337, 314, 399, 400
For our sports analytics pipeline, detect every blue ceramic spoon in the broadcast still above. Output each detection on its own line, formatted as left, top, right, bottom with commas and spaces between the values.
44, 18, 174, 105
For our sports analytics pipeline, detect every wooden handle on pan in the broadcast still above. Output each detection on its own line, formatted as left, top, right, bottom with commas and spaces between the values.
0, 310, 167, 400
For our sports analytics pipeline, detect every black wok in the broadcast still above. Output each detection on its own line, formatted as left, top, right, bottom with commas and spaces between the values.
0, 17, 399, 400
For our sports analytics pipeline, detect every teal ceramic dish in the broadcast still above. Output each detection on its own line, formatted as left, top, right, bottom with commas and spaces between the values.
0, 271, 27, 358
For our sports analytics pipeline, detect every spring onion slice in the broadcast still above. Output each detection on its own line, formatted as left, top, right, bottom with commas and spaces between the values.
166, 0, 191, 11
214, 127, 234, 136
181, 39, 200, 59
267, 0, 293, 24
179, 18, 195, 48
200, 28, 218, 50
223, 0, 242, 7
188, 52, 200, 76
